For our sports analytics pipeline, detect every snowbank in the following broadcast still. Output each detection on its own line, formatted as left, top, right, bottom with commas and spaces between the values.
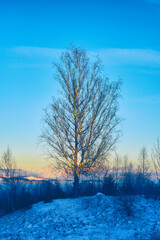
0, 195, 160, 239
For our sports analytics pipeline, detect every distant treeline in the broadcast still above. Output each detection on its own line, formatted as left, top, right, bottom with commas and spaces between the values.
1, 141, 160, 216
0, 169, 160, 217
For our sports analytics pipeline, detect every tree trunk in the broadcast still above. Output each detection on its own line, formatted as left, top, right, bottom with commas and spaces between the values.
73, 172, 79, 197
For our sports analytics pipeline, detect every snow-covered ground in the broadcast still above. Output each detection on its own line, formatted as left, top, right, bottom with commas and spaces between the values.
0, 193, 160, 240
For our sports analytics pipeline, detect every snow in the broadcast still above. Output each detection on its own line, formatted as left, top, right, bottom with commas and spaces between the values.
0, 194, 160, 239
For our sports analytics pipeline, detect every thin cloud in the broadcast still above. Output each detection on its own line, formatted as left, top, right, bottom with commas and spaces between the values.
8, 47, 160, 67
10, 47, 63, 59
95, 48, 160, 67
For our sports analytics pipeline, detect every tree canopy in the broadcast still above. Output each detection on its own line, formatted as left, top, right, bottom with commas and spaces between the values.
41, 46, 122, 195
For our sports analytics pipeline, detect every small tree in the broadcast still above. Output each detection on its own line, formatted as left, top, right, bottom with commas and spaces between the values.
0, 147, 17, 181
113, 153, 121, 194
0, 147, 17, 212
121, 163, 134, 195
41, 46, 122, 196
152, 138, 160, 180
138, 147, 150, 184
123, 155, 129, 174
138, 147, 149, 176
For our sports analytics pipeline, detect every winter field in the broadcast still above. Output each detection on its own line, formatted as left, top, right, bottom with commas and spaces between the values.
0, 193, 160, 240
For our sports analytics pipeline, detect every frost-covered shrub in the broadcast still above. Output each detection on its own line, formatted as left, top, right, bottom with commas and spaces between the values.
83, 193, 106, 210
119, 196, 135, 217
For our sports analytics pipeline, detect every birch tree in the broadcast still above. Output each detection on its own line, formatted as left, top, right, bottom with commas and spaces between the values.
0, 147, 17, 181
138, 147, 150, 180
152, 138, 160, 180
0, 147, 17, 211
137, 147, 150, 194
41, 46, 122, 196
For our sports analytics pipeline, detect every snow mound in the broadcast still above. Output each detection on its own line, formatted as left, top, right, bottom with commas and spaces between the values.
95, 192, 105, 198
0, 195, 160, 239
90, 192, 106, 207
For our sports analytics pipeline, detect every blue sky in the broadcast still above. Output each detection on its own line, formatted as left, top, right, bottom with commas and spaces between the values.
0, 0, 160, 170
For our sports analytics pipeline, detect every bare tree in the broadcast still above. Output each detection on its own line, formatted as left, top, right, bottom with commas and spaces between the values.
137, 147, 150, 194
0, 146, 17, 181
152, 138, 160, 180
113, 153, 121, 193
0, 147, 17, 211
123, 155, 129, 174
41, 46, 122, 196
138, 147, 150, 181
